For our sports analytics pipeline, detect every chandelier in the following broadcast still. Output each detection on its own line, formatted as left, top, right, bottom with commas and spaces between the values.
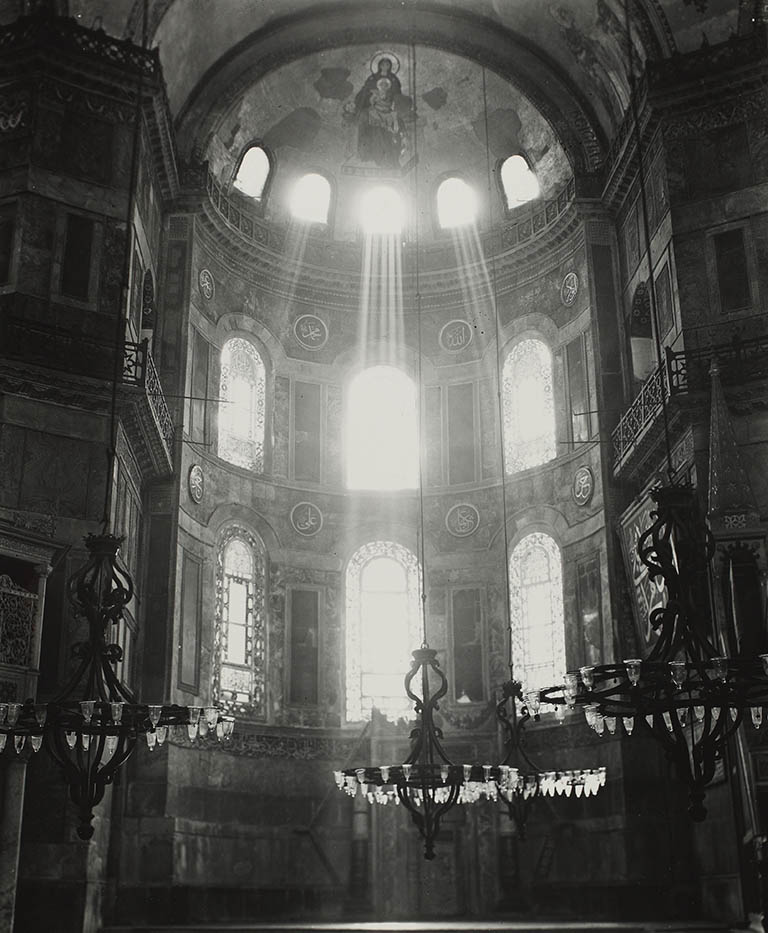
539, 481, 768, 821
494, 678, 606, 837
2, 533, 235, 839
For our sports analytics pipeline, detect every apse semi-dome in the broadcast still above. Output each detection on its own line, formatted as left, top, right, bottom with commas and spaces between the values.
205, 43, 573, 242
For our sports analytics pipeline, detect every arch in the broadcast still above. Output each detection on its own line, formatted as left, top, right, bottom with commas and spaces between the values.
175, 7, 606, 173
232, 143, 272, 200
508, 531, 565, 693
502, 337, 556, 473
345, 540, 422, 722
499, 154, 540, 209
289, 171, 332, 225
345, 365, 418, 490
218, 336, 266, 471
436, 175, 478, 230
213, 525, 268, 719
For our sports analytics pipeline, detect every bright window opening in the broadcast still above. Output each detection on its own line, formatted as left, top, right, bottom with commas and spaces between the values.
218, 338, 266, 471
503, 338, 556, 473
345, 365, 418, 490
345, 541, 422, 721
290, 172, 331, 224
437, 176, 477, 229
214, 529, 267, 719
509, 532, 565, 693
233, 146, 270, 200
360, 185, 404, 234
501, 155, 539, 208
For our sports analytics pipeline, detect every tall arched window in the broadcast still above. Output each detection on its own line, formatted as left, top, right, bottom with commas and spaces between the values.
345, 541, 422, 721
218, 338, 266, 471
345, 366, 418, 490
500, 154, 539, 208
214, 528, 267, 718
503, 338, 556, 473
233, 145, 271, 200
509, 532, 565, 693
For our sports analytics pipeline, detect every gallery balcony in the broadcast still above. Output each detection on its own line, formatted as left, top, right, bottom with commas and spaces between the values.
121, 339, 175, 477
612, 331, 768, 480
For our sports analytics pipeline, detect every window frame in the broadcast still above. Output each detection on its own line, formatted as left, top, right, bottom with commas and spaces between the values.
344, 540, 422, 723
502, 336, 557, 475
230, 140, 275, 208
284, 583, 324, 709
497, 153, 539, 215
706, 221, 759, 317
448, 584, 487, 706
434, 171, 479, 234
508, 530, 566, 695
217, 335, 269, 474
213, 526, 268, 721
288, 169, 335, 229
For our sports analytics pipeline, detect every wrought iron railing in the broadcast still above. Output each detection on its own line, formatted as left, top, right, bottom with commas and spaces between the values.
0, 575, 37, 669
122, 340, 174, 452
612, 331, 768, 469
611, 364, 668, 466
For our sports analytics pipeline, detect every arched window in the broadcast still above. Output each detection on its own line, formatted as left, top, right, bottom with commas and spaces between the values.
218, 338, 266, 471
345, 366, 418, 490
214, 529, 267, 718
233, 145, 271, 200
502, 338, 556, 473
509, 532, 565, 693
500, 154, 539, 209
437, 176, 477, 229
345, 541, 422, 722
290, 172, 331, 224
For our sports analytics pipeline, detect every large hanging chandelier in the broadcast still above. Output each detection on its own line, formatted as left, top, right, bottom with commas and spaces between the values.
2, 532, 234, 839
539, 481, 768, 821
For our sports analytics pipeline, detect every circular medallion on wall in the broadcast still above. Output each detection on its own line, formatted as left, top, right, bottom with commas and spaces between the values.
291, 502, 323, 536
439, 319, 473, 353
294, 314, 329, 350
445, 503, 480, 538
198, 268, 215, 300
572, 466, 594, 507
188, 464, 204, 504
560, 271, 579, 306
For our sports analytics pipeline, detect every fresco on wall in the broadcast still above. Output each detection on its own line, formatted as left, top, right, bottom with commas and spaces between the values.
342, 52, 413, 173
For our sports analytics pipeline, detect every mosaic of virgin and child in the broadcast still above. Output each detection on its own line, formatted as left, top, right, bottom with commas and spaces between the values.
343, 54, 411, 169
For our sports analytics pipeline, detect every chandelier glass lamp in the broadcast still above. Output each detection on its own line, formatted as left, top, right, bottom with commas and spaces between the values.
1, 533, 234, 839
539, 482, 768, 821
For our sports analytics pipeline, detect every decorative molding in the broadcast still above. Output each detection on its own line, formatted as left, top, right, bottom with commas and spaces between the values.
170, 727, 359, 760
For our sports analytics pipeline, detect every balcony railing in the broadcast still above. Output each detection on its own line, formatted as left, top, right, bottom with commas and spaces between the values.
611, 364, 668, 468
123, 339, 174, 463
612, 332, 768, 471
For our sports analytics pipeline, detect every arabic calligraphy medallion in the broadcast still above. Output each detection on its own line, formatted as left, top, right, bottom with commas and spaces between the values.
291, 502, 323, 536
445, 503, 480, 538
439, 319, 473, 353
188, 464, 204, 504
198, 268, 215, 301
294, 314, 329, 350
572, 466, 594, 506
560, 271, 579, 307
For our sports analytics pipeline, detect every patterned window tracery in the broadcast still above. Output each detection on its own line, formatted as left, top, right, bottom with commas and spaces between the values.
345, 541, 422, 722
503, 338, 556, 473
509, 532, 565, 693
218, 337, 266, 471
214, 528, 267, 719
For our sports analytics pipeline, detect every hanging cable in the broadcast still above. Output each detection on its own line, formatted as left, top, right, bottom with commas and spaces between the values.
481, 66, 515, 678
410, 43, 428, 649
623, 0, 674, 480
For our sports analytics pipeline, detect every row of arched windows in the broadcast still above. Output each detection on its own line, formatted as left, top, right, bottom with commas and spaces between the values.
216, 338, 557, 482
231, 144, 539, 227
213, 529, 565, 721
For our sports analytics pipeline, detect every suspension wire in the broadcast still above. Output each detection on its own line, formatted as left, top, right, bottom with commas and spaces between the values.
411, 44, 428, 649
623, 0, 674, 481
481, 66, 515, 679
102, 0, 149, 530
